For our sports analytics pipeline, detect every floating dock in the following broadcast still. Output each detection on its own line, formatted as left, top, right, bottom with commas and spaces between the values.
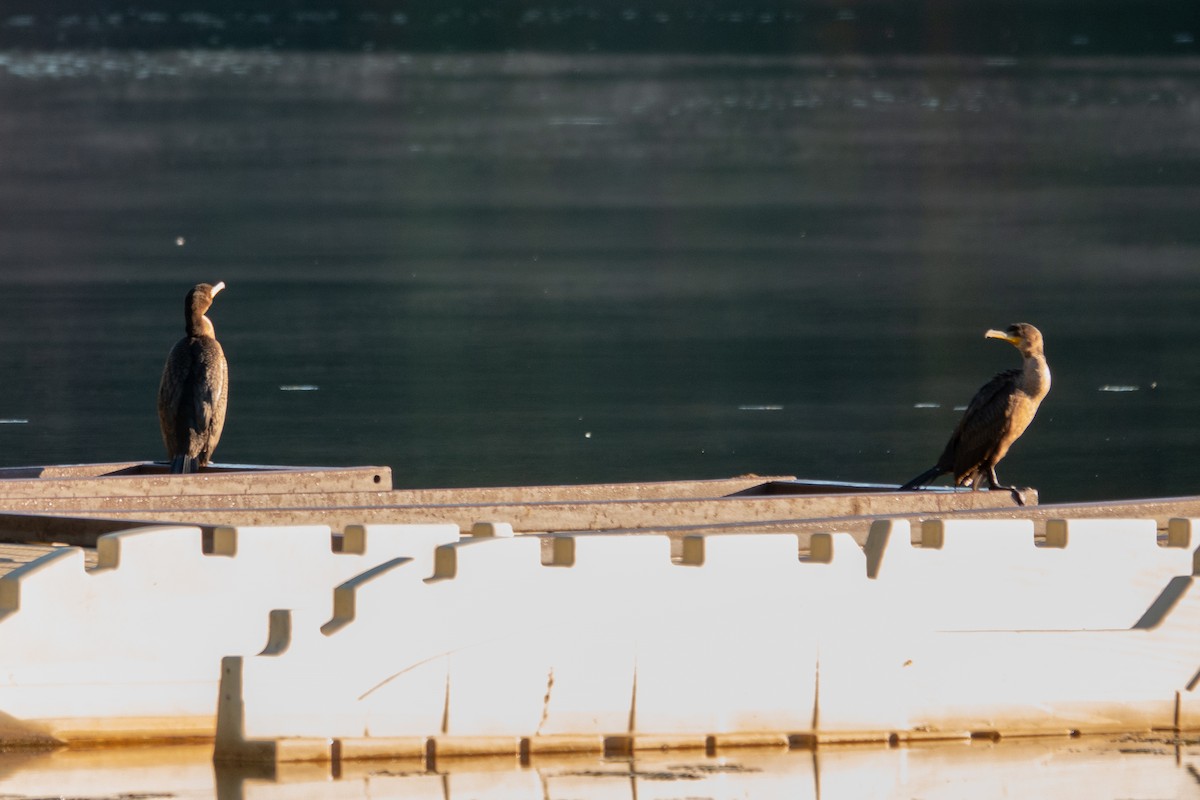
0, 463, 1197, 767
213, 516, 1200, 765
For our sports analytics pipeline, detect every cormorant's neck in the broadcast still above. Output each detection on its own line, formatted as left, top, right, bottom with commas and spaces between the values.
1022, 351, 1051, 400
187, 313, 215, 338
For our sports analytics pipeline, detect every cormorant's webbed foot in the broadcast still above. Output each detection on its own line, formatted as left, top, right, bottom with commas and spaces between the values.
986, 467, 1025, 506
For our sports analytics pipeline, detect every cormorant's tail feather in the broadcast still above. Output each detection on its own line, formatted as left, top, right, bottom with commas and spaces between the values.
170, 455, 199, 474
899, 466, 943, 492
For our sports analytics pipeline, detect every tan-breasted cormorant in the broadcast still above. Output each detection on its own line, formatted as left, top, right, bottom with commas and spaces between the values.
157, 281, 228, 474
899, 323, 1050, 505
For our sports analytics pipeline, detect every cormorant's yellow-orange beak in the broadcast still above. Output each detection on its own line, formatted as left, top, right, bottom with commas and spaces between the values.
985, 328, 1020, 345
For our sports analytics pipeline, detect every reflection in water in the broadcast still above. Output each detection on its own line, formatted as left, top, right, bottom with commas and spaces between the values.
0, 736, 1197, 799
0, 744, 216, 799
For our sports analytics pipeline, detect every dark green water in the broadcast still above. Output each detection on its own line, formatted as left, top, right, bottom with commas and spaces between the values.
1, 51, 1199, 501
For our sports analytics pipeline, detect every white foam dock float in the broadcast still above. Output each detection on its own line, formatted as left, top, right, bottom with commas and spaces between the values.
210, 517, 1200, 765
3, 513, 1200, 758
0, 521, 459, 745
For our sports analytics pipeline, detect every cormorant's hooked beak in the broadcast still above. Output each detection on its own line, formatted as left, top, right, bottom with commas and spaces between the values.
211, 281, 226, 296
985, 328, 1020, 345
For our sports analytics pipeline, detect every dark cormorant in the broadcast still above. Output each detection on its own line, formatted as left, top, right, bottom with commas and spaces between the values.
157, 281, 228, 474
899, 323, 1050, 505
